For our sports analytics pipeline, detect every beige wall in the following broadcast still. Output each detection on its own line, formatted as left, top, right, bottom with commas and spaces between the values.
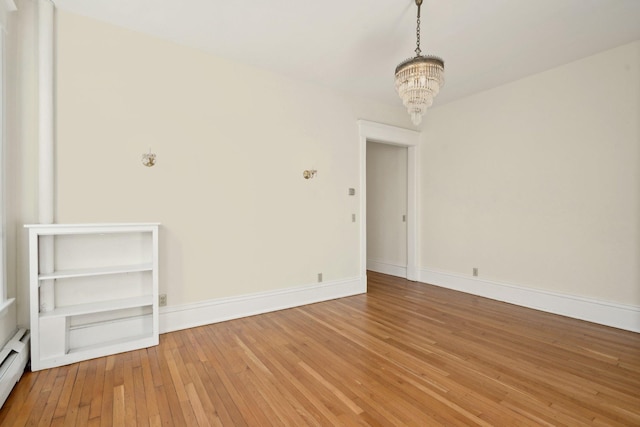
421, 41, 640, 305
55, 11, 411, 307
366, 142, 407, 268
19, 8, 638, 332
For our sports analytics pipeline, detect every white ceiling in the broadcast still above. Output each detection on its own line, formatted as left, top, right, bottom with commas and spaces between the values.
52, 0, 640, 108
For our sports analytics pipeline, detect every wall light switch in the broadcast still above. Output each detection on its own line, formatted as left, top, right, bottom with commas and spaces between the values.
352, 214, 356, 222
348, 188, 356, 196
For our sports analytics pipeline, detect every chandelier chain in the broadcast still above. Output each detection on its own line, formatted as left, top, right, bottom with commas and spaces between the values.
415, 1, 421, 56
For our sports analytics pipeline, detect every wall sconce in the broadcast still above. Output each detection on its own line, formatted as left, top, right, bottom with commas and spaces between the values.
142, 148, 156, 167
303, 169, 317, 179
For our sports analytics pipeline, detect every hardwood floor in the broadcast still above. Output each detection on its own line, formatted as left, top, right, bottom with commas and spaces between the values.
2, 271, 639, 426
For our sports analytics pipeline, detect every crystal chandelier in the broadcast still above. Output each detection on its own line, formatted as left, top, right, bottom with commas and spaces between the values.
394, 0, 444, 125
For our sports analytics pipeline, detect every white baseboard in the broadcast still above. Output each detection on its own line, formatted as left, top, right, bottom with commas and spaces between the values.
367, 260, 407, 278
420, 268, 640, 333
159, 276, 365, 333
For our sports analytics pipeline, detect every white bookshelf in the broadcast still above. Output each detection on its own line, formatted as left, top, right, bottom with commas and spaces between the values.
38, 263, 153, 281
25, 223, 160, 371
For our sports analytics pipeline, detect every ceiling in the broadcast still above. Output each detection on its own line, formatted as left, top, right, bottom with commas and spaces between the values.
52, 0, 640, 108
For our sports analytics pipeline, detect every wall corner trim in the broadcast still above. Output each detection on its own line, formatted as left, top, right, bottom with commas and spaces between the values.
0, 298, 15, 317
420, 268, 640, 333
159, 277, 365, 334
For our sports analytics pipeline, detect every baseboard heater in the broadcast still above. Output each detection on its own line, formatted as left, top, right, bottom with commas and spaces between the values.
0, 329, 30, 408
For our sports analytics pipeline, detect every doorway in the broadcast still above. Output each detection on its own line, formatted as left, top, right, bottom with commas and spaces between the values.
357, 120, 420, 288
366, 142, 408, 278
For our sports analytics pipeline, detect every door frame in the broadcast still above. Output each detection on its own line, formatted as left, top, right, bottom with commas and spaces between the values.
358, 120, 420, 287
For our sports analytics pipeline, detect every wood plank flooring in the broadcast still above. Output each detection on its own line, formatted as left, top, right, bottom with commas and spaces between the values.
2, 271, 639, 426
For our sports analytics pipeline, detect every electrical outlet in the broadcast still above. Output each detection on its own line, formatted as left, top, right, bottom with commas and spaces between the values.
318, 273, 323, 283
159, 294, 167, 307
473, 268, 478, 277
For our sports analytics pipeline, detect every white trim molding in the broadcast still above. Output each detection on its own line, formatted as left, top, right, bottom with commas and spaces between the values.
358, 120, 420, 282
3, 0, 16, 11
38, 0, 54, 223
367, 259, 407, 279
37, 0, 56, 312
0, 297, 13, 316
159, 276, 365, 333
420, 268, 640, 333
0, 0, 17, 32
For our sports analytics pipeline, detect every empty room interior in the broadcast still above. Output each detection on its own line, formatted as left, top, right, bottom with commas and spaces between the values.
0, 0, 639, 425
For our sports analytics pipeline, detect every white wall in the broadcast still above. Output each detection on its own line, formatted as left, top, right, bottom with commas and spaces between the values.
420, 41, 640, 308
54, 11, 411, 316
11, 0, 38, 330
2, 0, 38, 338
366, 142, 407, 276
